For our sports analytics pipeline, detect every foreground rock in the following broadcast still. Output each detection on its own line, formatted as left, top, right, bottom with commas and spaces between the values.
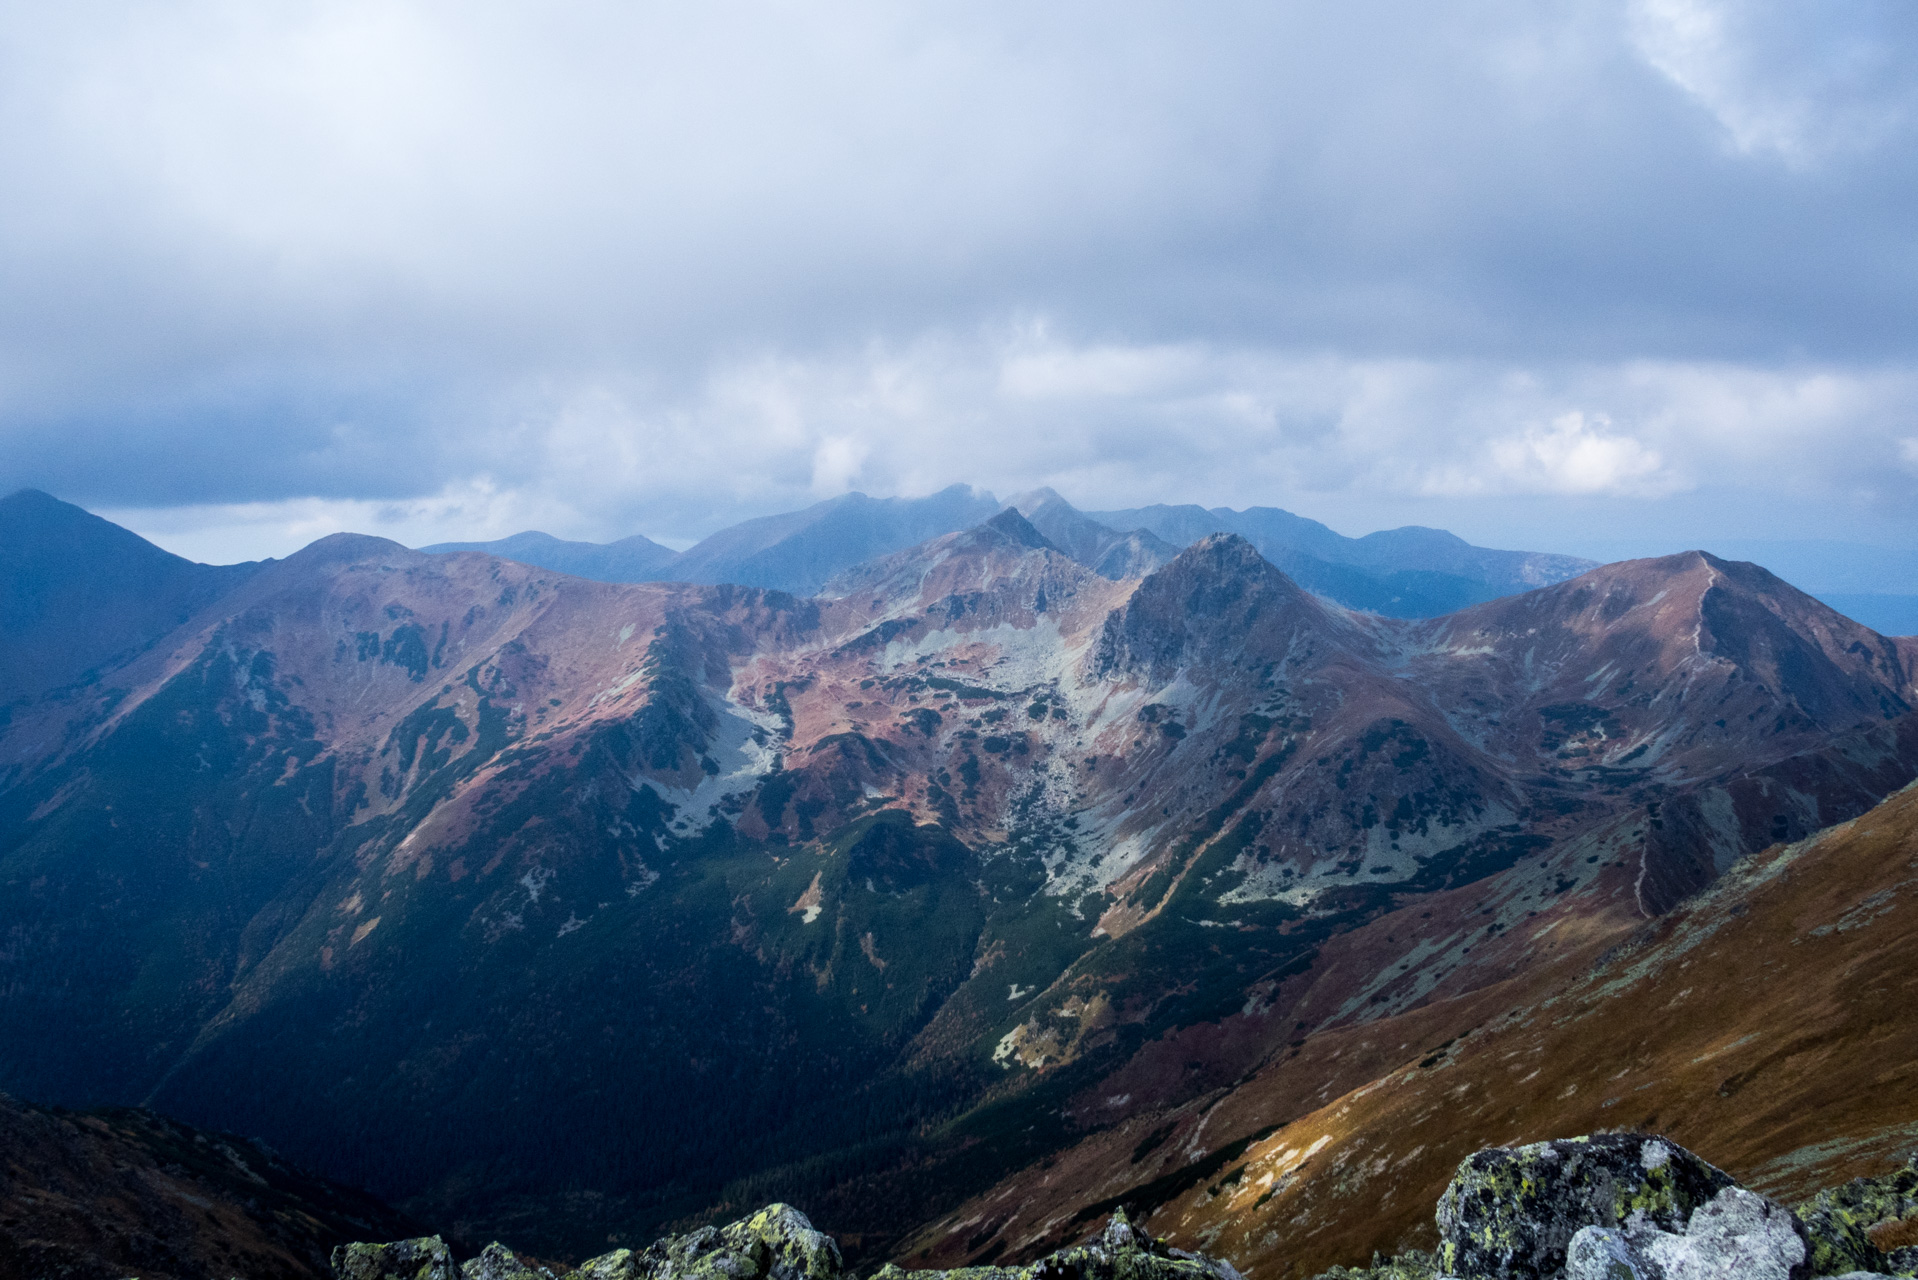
333, 1204, 1238, 1280
1796, 1158, 1918, 1277
1564, 1185, 1809, 1279
333, 1135, 1918, 1280
1435, 1134, 1737, 1278
1312, 1134, 1918, 1280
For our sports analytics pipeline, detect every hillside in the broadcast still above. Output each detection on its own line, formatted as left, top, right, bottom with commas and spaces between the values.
1, 501, 1915, 1261
0, 489, 258, 710
902, 776, 1918, 1277
0, 1092, 422, 1280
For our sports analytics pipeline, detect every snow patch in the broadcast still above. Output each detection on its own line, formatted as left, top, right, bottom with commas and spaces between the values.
520, 865, 554, 903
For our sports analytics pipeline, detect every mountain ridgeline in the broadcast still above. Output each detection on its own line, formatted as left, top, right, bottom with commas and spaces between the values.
421, 485, 1598, 618
2, 487, 1917, 1271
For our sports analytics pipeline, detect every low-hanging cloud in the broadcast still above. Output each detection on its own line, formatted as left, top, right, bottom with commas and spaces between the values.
1, 0, 1914, 560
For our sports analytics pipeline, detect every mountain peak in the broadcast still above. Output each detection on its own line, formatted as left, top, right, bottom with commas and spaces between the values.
982, 507, 1057, 551
1095, 533, 1339, 684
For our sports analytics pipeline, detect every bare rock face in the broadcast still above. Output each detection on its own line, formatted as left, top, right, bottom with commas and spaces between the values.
1564, 1186, 1810, 1279
1435, 1134, 1736, 1279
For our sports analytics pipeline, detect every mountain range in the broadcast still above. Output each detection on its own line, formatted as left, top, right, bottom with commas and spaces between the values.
422, 484, 1599, 618
3, 486, 1918, 1273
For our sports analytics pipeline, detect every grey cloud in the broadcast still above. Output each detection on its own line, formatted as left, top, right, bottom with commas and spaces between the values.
0, 0, 1913, 550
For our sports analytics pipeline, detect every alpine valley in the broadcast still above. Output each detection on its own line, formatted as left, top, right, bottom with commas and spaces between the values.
4, 486, 1918, 1277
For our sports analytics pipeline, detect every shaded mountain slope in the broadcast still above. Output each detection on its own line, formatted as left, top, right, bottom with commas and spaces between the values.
0, 488, 259, 711
0, 1092, 421, 1280
1004, 489, 1178, 581
901, 776, 1918, 1278
3, 508, 1917, 1263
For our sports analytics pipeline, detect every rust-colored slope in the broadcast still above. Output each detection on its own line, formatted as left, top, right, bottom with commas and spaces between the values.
905, 780, 1918, 1278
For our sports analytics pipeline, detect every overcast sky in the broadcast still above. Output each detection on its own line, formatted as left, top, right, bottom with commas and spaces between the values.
2, 1, 1916, 578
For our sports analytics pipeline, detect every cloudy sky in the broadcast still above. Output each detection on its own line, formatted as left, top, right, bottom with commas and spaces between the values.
2, 1, 1916, 580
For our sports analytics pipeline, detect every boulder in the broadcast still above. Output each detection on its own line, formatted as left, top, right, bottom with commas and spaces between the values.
1564, 1186, 1809, 1279
332, 1235, 459, 1280
553, 1204, 842, 1280
567, 1248, 637, 1280
1795, 1155, 1918, 1277
721, 1203, 845, 1280
464, 1241, 553, 1280
1435, 1134, 1736, 1279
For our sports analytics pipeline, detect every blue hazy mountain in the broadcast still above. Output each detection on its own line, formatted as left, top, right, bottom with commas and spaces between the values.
665, 484, 1002, 595
0, 488, 260, 710
422, 529, 680, 582
1088, 501, 1598, 615
423, 486, 1598, 617
425, 484, 1003, 597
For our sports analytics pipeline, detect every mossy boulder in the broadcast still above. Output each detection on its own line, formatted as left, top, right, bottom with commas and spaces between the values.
540, 1204, 842, 1280
332, 1235, 459, 1280
1304, 1249, 1441, 1279
463, 1241, 552, 1280
1435, 1133, 1736, 1279
1795, 1155, 1918, 1277
568, 1248, 636, 1280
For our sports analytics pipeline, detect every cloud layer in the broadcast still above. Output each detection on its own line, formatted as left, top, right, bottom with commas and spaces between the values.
2, 1, 1915, 561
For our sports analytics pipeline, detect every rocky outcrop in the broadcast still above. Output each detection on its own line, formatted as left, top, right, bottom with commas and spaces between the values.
332, 1233, 458, 1280
1435, 1134, 1737, 1278
1795, 1158, 1918, 1277
1309, 1134, 1918, 1280
333, 1205, 1240, 1280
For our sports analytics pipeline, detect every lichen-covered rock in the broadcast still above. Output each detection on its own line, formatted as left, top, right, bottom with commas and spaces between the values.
332, 1235, 459, 1280
342, 1204, 1244, 1280
566, 1247, 637, 1280
560, 1203, 842, 1280
1304, 1248, 1441, 1279
1795, 1155, 1918, 1277
1564, 1186, 1810, 1279
1435, 1133, 1737, 1279
464, 1241, 553, 1280
720, 1203, 844, 1280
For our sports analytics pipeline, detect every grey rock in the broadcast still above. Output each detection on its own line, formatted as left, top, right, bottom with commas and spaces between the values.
1435, 1133, 1736, 1279
332, 1234, 459, 1280
464, 1241, 550, 1280
1565, 1187, 1809, 1280
568, 1248, 638, 1280
1794, 1154, 1918, 1277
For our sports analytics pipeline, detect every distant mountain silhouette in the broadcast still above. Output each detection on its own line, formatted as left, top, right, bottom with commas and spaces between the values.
422, 486, 1594, 617
666, 484, 1002, 594
424, 528, 679, 582
1089, 501, 1596, 614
